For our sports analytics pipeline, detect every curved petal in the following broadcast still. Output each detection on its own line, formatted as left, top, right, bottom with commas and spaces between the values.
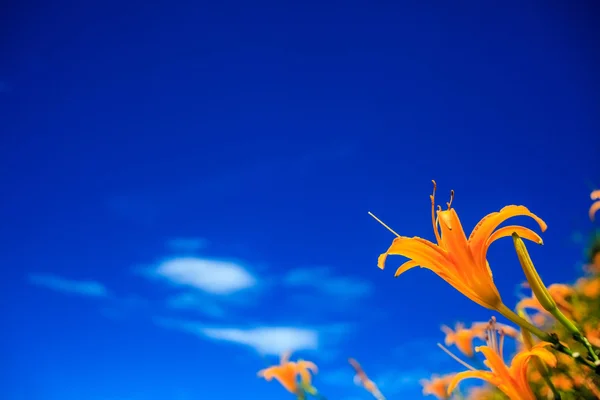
510, 342, 556, 375
510, 343, 556, 398
590, 201, 600, 221
469, 205, 547, 267
378, 236, 448, 272
441, 325, 455, 345
394, 260, 419, 277
258, 366, 276, 379
447, 370, 498, 396
485, 226, 543, 248
476, 346, 513, 386
591, 190, 600, 200
296, 360, 318, 385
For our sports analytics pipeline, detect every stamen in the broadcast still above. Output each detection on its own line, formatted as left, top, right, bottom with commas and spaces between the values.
368, 212, 400, 237
437, 343, 476, 371
498, 330, 506, 363
446, 190, 455, 209
430, 180, 442, 243
429, 179, 442, 243
485, 317, 497, 350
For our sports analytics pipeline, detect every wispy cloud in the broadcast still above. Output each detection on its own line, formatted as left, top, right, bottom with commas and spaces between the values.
28, 273, 108, 297
154, 318, 351, 356
201, 327, 318, 355
146, 257, 257, 295
284, 267, 373, 299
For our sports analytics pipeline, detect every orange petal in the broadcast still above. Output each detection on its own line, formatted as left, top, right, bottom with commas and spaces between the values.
476, 346, 513, 385
447, 370, 498, 396
437, 208, 470, 256
591, 190, 600, 200
394, 260, 419, 277
469, 205, 547, 267
590, 201, 600, 221
378, 236, 448, 272
486, 226, 543, 247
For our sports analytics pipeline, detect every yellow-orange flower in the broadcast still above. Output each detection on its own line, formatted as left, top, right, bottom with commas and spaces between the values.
585, 252, 600, 274
447, 319, 557, 400
441, 323, 483, 358
583, 322, 600, 348
420, 373, 455, 399
376, 181, 547, 310
257, 352, 318, 396
576, 277, 600, 298
590, 190, 600, 221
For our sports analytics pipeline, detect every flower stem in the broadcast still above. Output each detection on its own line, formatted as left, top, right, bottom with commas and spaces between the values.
551, 307, 600, 364
497, 303, 552, 342
497, 304, 599, 373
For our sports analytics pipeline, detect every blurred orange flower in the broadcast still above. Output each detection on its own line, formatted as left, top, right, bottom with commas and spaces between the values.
589, 190, 600, 221
441, 323, 484, 358
376, 181, 547, 311
257, 352, 318, 396
420, 373, 455, 400
576, 277, 600, 298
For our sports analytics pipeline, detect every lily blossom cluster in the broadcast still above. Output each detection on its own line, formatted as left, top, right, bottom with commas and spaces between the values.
257, 183, 600, 399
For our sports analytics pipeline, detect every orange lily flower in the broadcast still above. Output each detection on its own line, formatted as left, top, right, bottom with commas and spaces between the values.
590, 190, 600, 221
441, 322, 483, 358
583, 323, 600, 348
420, 373, 455, 399
374, 180, 547, 310
585, 252, 600, 274
576, 277, 600, 298
258, 352, 318, 397
446, 319, 557, 400
348, 358, 385, 400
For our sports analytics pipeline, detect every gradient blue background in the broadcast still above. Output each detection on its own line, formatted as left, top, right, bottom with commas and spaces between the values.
2, 1, 599, 399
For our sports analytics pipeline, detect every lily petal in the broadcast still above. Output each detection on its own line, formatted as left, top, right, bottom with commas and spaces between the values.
486, 226, 543, 248
447, 370, 498, 395
590, 201, 600, 221
469, 205, 547, 267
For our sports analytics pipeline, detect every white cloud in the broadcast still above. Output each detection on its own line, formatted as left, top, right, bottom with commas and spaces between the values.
154, 318, 351, 356
200, 327, 319, 355
150, 257, 257, 295
28, 274, 108, 297
284, 267, 372, 299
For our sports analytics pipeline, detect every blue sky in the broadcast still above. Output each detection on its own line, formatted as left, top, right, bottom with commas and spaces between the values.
1, 1, 599, 400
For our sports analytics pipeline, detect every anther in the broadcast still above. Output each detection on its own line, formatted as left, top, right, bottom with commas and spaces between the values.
447, 190, 455, 209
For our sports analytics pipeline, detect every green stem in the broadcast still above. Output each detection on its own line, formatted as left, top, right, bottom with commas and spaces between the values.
497, 304, 552, 342
497, 304, 599, 373
551, 308, 600, 364
534, 357, 561, 400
